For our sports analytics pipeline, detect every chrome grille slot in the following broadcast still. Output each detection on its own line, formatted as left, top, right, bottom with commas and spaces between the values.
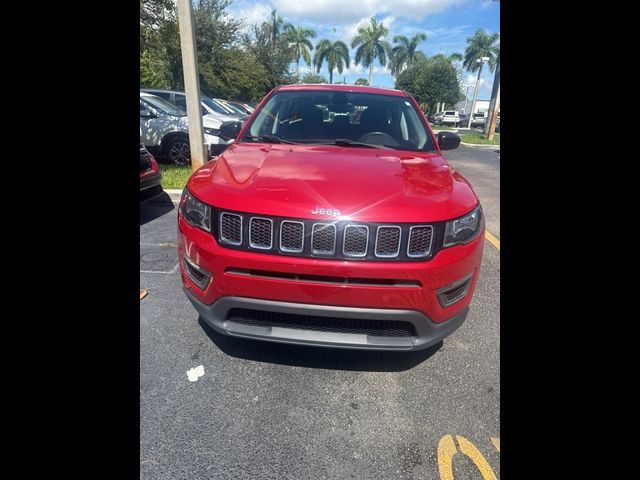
220, 213, 242, 245
375, 226, 401, 257
249, 217, 273, 249
343, 225, 369, 257
280, 221, 304, 253
407, 225, 433, 257
311, 223, 336, 255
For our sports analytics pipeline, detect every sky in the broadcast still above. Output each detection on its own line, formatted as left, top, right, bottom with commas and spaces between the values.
225, 0, 500, 100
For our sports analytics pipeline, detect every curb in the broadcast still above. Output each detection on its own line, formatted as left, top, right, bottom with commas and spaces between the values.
165, 189, 183, 203
460, 142, 500, 148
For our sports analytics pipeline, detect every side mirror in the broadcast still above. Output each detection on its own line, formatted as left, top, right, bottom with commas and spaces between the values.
437, 131, 461, 150
140, 108, 155, 118
219, 120, 242, 140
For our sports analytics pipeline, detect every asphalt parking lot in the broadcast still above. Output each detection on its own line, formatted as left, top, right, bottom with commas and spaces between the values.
140, 145, 500, 479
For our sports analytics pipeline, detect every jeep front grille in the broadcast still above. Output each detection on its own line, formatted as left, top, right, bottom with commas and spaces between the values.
407, 225, 434, 257
227, 308, 417, 337
311, 223, 336, 255
215, 210, 441, 262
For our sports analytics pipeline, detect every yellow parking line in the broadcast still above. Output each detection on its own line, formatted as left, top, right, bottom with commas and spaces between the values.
485, 230, 500, 251
490, 437, 500, 452
456, 436, 498, 480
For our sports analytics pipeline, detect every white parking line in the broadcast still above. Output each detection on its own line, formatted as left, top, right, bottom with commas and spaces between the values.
140, 262, 179, 275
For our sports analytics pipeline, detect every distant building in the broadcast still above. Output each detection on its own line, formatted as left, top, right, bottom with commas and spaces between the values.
455, 99, 490, 115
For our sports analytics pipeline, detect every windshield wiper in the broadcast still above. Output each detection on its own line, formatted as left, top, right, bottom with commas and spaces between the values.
244, 134, 298, 144
328, 138, 392, 149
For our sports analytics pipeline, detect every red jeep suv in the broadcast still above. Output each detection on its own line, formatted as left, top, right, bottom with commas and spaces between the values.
178, 84, 484, 351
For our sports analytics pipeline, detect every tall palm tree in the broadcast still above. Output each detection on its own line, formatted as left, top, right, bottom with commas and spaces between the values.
313, 39, 350, 84
351, 17, 392, 86
284, 26, 317, 81
266, 9, 292, 46
463, 29, 499, 127
390, 33, 427, 76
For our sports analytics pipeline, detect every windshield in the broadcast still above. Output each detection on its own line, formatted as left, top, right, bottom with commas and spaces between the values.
202, 96, 231, 115
141, 94, 186, 117
222, 101, 246, 115
213, 98, 238, 115
242, 90, 436, 152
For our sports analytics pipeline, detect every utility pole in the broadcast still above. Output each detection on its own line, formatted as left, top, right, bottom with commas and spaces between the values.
467, 56, 489, 129
485, 81, 500, 141
177, 0, 208, 171
484, 52, 500, 140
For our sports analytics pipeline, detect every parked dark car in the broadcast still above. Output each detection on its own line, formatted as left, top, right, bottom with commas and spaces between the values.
140, 142, 162, 201
427, 112, 437, 123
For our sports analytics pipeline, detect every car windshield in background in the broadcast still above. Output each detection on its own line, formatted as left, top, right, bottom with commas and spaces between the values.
142, 95, 186, 117
221, 100, 246, 115
202, 97, 230, 115
214, 98, 238, 115
243, 90, 436, 152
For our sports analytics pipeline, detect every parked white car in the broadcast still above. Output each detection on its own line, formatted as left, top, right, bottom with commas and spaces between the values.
470, 112, 487, 127
141, 88, 247, 123
140, 92, 234, 164
437, 111, 460, 126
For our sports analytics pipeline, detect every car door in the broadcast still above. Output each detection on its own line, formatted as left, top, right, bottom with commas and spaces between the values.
140, 100, 155, 146
140, 99, 170, 147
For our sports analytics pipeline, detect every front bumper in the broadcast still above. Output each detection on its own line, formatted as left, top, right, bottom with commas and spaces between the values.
185, 289, 468, 351
178, 214, 483, 350
140, 170, 162, 201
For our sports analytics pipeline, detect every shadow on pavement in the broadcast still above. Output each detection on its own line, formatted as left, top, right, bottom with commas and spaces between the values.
198, 317, 442, 372
140, 192, 175, 226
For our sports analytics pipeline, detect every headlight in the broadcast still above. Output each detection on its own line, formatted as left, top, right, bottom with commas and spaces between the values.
443, 205, 482, 247
180, 189, 212, 232
204, 127, 220, 136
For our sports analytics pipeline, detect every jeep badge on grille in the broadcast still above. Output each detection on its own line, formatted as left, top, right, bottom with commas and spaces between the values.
311, 206, 340, 217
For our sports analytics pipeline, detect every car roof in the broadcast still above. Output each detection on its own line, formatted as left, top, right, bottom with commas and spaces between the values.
276, 83, 407, 97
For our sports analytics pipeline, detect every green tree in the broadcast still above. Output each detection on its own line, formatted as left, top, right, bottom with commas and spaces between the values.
301, 72, 328, 83
395, 57, 461, 112
266, 9, 293, 46
244, 18, 296, 94
355, 78, 369, 86
463, 29, 499, 124
351, 17, 392, 86
313, 39, 350, 84
285, 26, 317, 81
389, 33, 427, 76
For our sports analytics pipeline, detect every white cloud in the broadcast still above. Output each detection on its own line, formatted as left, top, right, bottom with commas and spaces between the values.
343, 63, 365, 75
273, 0, 468, 24
236, 4, 272, 31
373, 65, 391, 75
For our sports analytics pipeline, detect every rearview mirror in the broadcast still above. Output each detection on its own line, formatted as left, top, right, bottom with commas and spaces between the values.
437, 132, 461, 150
219, 121, 242, 140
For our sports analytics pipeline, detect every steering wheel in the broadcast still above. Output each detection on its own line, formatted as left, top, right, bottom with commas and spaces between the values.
357, 131, 399, 146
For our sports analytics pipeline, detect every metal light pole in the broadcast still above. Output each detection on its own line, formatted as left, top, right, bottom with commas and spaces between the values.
467, 56, 490, 129
177, 0, 208, 171
462, 84, 475, 116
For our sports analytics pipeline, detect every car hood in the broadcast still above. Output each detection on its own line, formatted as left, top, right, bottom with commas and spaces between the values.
187, 143, 478, 223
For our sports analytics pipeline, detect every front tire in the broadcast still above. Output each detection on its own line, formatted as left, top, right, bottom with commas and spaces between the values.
164, 136, 191, 165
